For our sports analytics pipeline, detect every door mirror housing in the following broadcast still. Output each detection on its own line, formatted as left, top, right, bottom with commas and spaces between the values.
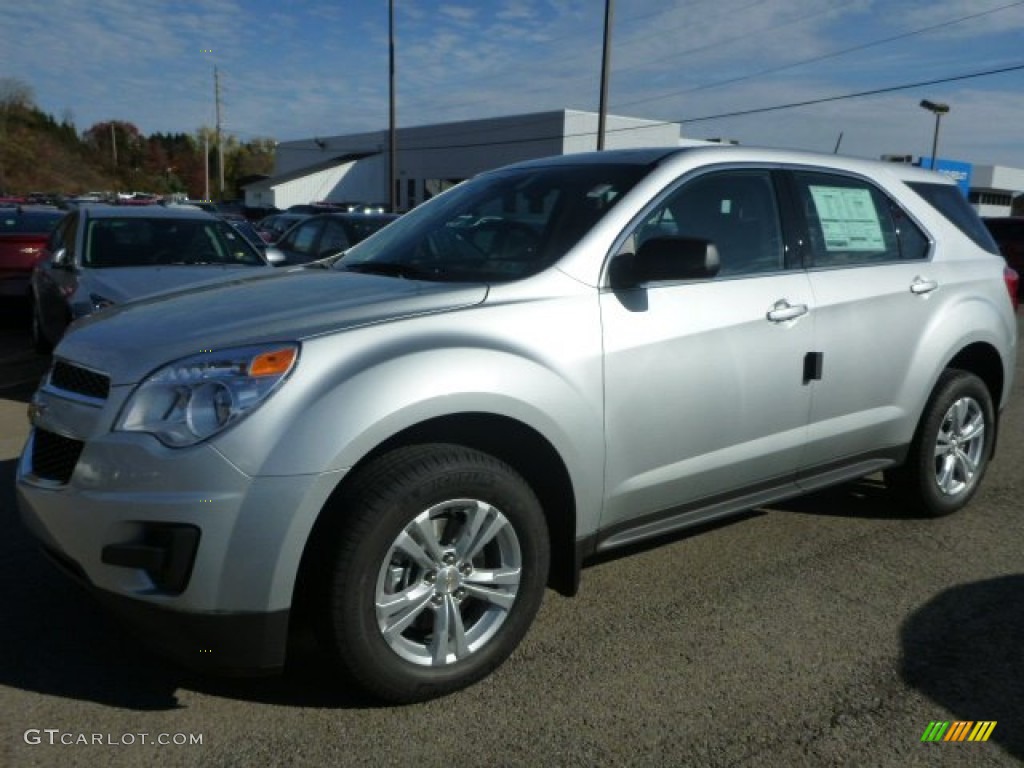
611, 236, 720, 288
264, 246, 286, 265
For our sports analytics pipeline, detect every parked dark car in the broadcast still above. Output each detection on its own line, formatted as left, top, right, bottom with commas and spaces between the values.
265, 211, 399, 266
31, 206, 275, 348
219, 213, 266, 249
255, 212, 310, 244
983, 216, 1023, 303
0, 205, 65, 303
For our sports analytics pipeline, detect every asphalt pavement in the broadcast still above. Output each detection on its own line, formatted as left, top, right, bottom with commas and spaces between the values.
0, 308, 1021, 768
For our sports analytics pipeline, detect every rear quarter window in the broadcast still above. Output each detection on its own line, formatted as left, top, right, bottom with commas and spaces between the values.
906, 182, 1000, 255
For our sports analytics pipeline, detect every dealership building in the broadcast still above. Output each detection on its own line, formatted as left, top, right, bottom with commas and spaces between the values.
244, 109, 1024, 216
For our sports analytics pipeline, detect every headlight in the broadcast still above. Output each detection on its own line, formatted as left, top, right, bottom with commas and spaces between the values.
117, 344, 298, 447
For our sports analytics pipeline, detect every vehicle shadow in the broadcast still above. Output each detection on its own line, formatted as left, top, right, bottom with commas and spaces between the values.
0, 457, 381, 711
900, 574, 1024, 759
765, 476, 924, 520
0, 306, 49, 404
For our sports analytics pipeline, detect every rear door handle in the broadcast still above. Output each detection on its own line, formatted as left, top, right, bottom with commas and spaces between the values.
766, 299, 808, 323
910, 277, 938, 295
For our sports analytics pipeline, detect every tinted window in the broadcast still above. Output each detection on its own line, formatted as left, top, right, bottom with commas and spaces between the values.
283, 220, 323, 256
633, 170, 784, 276
84, 218, 265, 267
0, 210, 64, 234
319, 219, 352, 255
908, 181, 1000, 255
794, 172, 928, 266
345, 216, 396, 244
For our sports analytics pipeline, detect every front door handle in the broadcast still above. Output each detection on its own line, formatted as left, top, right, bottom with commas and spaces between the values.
910, 276, 938, 295
766, 299, 808, 323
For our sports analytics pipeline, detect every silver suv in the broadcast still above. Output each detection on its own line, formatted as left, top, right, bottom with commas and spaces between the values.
17, 147, 1018, 702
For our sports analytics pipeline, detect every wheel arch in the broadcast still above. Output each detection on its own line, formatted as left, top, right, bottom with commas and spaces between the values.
945, 341, 1005, 451
946, 341, 1004, 410
294, 412, 581, 622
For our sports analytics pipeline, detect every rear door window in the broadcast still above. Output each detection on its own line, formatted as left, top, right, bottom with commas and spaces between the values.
792, 172, 929, 266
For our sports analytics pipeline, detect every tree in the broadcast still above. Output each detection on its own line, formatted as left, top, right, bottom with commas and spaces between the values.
84, 120, 144, 172
0, 77, 34, 109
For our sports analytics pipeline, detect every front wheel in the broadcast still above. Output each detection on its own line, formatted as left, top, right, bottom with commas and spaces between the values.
886, 369, 995, 517
319, 444, 550, 703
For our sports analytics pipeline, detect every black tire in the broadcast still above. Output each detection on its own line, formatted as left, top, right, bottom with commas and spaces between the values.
319, 444, 549, 703
886, 369, 995, 517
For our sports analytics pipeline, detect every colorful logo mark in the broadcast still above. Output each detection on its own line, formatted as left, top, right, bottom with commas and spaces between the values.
921, 721, 996, 742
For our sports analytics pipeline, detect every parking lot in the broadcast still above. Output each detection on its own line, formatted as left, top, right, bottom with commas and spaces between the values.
1, 308, 1021, 768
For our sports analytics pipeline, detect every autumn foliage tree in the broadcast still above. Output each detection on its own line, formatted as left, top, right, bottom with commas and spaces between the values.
0, 76, 275, 200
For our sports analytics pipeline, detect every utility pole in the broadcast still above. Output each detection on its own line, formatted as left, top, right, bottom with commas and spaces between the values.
215, 66, 225, 199
388, 0, 397, 211
110, 122, 118, 167
597, 0, 614, 150
204, 130, 210, 200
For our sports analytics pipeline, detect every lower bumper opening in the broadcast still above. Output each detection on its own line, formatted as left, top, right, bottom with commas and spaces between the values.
101, 523, 200, 594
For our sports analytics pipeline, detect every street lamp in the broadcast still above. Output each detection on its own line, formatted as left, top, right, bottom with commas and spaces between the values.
919, 99, 949, 170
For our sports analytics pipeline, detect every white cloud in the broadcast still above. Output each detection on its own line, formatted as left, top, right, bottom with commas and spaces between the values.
2, 0, 1023, 167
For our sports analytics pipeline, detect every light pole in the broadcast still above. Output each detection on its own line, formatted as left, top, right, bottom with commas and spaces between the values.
919, 99, 949, 170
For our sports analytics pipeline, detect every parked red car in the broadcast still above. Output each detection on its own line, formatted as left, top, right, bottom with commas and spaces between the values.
982, 216, 1023, 305
0, 205, 65, 302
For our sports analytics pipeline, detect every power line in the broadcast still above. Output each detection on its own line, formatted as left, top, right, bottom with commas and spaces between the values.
612, 0, 1024, 112
347, 61, 1024, 154
332, 0, 1024, 154
675, 61, 1024, 124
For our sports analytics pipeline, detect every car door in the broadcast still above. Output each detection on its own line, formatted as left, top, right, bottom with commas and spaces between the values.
784, 169, 935, 478
600, 168, 815, 534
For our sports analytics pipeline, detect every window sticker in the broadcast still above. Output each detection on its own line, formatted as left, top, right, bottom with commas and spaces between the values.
808, 186, 885, 252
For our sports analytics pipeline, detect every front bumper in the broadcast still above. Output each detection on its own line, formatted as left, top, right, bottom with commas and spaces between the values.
16, 385, 345, 672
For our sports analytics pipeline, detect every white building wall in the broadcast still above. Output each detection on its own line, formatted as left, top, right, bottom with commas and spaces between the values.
974, 203, 1009, 218
268, 110, 696, 211
972, 165, 1024, 192
562, 110, 682, 153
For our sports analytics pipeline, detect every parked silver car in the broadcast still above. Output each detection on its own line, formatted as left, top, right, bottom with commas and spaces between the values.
30, 205, 275, 349
17, 147, 1018, 702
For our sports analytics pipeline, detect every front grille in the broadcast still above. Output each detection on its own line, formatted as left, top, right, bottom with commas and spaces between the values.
31, 429, 85, 484
50, 361, 110, 400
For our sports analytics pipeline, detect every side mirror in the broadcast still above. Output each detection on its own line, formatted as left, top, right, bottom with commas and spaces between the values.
610, 236, 720, 288
264, 246, 286, 265
51, 247, 71, 268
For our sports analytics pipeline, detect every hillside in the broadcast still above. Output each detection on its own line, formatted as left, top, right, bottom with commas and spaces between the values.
0, 81, 274, 200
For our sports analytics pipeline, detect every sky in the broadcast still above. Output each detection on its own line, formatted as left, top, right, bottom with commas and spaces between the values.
2, 0, 1024, 167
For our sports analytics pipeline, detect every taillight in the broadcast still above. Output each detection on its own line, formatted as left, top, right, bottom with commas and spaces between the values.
1005, 267, 1019, 312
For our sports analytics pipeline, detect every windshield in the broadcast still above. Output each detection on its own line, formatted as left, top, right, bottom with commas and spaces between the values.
84, 217, 267, 267
337, 163, 650, 282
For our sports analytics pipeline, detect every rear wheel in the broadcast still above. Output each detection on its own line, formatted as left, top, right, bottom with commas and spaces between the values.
318, 444, 549, 703
886, 369, 995, 517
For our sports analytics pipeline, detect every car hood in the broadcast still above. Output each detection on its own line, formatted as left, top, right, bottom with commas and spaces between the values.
57, 269, 489, 385
81, 264, 275, 304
